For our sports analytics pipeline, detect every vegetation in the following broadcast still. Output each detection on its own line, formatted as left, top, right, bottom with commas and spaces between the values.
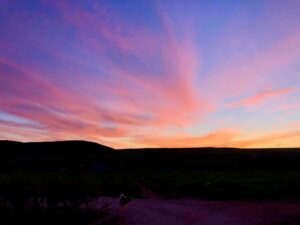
0, 170, 299, 204
133, 170, 300, 199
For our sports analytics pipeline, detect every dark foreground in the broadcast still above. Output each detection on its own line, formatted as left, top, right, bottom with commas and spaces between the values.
0, 140, 300, 224
1, 198, 299, 225
0, 210, 107, 225
103, 197, 300, 225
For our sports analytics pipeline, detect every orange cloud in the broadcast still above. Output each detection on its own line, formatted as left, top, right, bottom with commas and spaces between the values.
233, 131, 300, 148
132, 129, 241, 148
129, 129, 300, 149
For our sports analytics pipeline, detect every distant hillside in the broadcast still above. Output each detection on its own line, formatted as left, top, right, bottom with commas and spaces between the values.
0, 140, 113, 157
117, 147, 300, 171
122, 146, 300, 153
1, 140, 300, 200
1, 140, 300, 171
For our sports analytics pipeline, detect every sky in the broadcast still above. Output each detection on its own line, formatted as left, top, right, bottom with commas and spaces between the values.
0, 0, 300, 149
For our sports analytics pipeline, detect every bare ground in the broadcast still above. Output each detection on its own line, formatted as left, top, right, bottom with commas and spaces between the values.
96, 197, 300, 225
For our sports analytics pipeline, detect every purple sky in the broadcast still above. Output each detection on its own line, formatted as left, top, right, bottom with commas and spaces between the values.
1, 0, 300, 148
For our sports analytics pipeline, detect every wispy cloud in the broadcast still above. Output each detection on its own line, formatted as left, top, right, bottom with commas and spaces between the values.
230, 88, 294, 107
203, 32, 300, 100
0, 1, 213, 147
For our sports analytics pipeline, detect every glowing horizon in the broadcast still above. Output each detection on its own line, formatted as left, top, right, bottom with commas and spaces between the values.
1, 0, 300, 149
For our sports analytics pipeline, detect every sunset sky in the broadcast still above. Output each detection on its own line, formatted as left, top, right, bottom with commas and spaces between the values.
1, 0, 300, 148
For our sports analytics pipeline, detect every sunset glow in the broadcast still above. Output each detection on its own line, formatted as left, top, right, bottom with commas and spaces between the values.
1, 0, 300, 148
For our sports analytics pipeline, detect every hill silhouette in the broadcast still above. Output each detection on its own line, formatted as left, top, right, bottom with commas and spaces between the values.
1, 140, 300, 200
0, 140, 113, 157
1, 140, 300, 171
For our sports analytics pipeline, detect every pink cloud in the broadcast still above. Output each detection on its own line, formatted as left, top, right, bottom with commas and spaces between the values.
204, 32, 300, 100
0, 4, 213, 148
230, 88, 294, 107
42, 0, 159, 58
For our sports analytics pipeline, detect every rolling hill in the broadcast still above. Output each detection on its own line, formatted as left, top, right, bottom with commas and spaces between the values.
0, 140, 113, 157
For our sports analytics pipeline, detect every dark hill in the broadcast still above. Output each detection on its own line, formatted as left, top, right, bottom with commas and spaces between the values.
1, 140, 300, 171
117, 147, 300, 171
0, 140, 113, 158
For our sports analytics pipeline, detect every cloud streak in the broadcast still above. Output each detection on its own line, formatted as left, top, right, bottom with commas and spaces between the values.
0, 1, 213, 148
230, 88, 294, 107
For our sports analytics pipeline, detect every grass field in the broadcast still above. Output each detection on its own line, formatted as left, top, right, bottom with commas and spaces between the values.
1, 170, 299, 202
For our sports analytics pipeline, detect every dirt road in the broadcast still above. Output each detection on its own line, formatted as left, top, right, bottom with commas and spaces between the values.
98, 197, 300, 225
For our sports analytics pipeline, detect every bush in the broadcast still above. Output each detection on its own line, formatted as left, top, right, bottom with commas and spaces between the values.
0, 173, 103, 211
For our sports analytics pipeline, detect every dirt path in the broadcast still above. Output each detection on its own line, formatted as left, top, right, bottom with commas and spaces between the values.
97, 197, 300, 225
